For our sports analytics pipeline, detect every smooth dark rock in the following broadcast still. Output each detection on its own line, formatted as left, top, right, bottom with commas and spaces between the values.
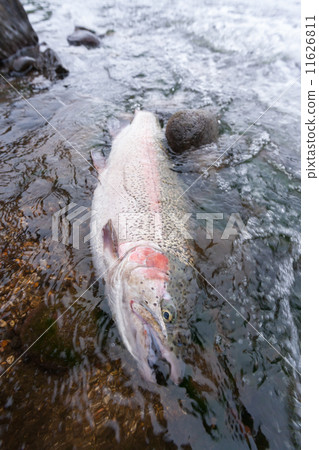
0, 0, 38, 61
165, 109, 219, 153
67, 29, 101, 48
11, 56, 36, 73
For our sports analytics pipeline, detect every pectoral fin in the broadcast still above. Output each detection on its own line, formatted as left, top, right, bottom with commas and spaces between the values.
102, 219, 119, 259
91, 150, 108, 173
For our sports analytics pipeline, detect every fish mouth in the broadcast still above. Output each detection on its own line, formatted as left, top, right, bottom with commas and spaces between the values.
143, 322, 170, 384
130, 300, 183, 384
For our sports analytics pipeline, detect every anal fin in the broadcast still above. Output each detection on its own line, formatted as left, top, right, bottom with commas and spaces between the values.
91, 150, 108, 173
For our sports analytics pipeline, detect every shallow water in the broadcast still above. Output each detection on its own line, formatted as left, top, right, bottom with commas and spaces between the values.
0, 0, 300, 448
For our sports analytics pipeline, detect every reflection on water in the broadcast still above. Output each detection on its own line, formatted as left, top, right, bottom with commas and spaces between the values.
0, 0, 300, 448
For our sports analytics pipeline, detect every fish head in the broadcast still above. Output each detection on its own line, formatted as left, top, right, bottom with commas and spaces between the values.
109, 247, 184, 385
130, 109, 162, 136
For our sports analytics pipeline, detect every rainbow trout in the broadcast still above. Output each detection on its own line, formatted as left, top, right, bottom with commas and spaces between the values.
91, 110, 192, 383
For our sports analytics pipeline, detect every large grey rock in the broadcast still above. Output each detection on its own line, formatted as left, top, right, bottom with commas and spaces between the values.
0, 0, 68, 80
165, 109, 219, 153
0, 0, 38, 61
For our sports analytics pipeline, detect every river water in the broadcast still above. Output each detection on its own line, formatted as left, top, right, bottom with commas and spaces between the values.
0, 0, 300, 448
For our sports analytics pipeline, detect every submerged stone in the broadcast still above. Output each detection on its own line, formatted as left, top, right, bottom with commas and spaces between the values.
165, 109, 219, 153
19, 303, 81, 372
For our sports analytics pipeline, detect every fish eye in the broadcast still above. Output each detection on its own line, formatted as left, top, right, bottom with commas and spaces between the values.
162, 309, 173, 322
162, 306, 175, 323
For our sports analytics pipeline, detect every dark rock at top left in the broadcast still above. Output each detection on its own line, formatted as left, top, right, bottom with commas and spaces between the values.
0, 0, 68, 80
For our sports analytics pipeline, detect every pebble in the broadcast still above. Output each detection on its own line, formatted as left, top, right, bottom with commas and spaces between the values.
67, 30, 101, 48
6, 355, 14, 365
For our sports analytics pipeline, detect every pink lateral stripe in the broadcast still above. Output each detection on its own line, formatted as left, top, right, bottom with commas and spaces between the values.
141, 137, 161, 213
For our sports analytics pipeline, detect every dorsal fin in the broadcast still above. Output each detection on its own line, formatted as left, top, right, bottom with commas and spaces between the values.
102, 219, 118, 259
